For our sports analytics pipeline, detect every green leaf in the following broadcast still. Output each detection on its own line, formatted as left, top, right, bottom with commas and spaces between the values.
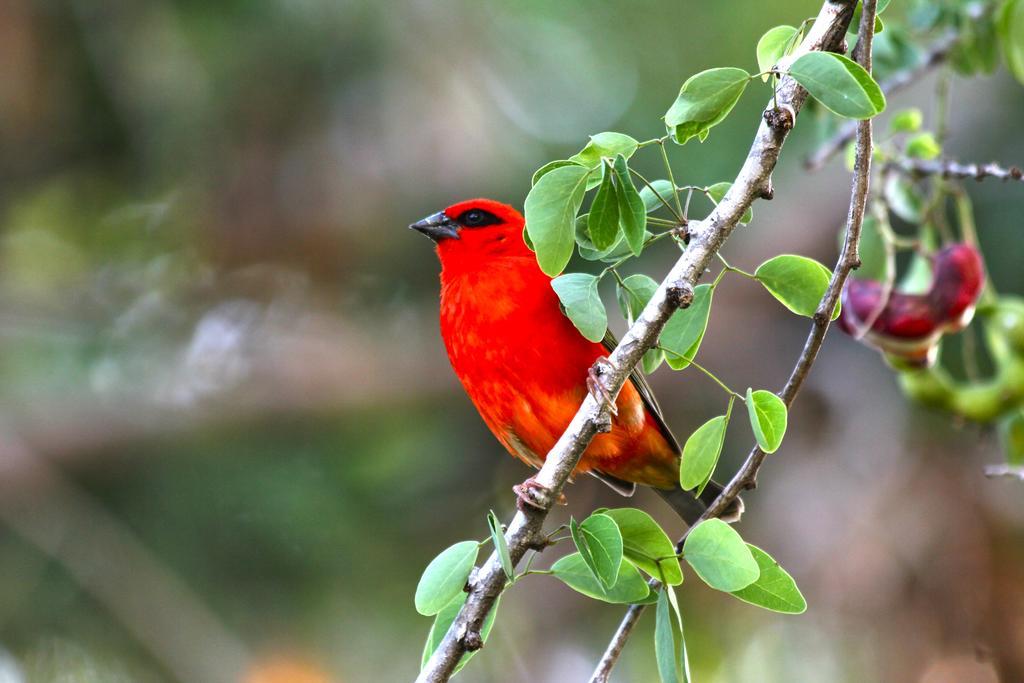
525, 164, 593, 276
906, 132, 941, 160
889, 107, 923, 133
570, 513, 624, 589
420, 593, 499, 673
665, 67, 751, 144
640, 179, 677, 213
874, 24, 922, 75
487, 510, 513, 581
552, 553, 651, 603
611, 154, 647, 256
998, 0, 1024, 85
1000, 408, 1024, 466
581, 237, 645, 262
617, 274, 658, 325
522, 225, 535, 251
570, 132, 640, 168
884, 173, 925, 223
551, 273, 607, 343
746, 388, 788, 454
662, 585, 691, 682
633, 590, 661, 605
655, 588, 680, 683
415, 541, 479, 616
756, 25, 799, 80
955, 8, 999, 76
977, 11, 1001, 74
588, 166, 621, 250
616, 274, 665, 374
641, 353, 665, 379
680, 415, 728, 493
683, 519, 760, 592
908, 3, 941, 30
706, 182, 753, 225
602, 507, 683, 586
730, 544, 807, 614
899, 224, 938, 293
843, 140, 858, 172
531, 159, 581, 186
754, 254, 837, 319
788, 52, 886, 119
577, 214, 624, 261
662, 284, 713, 370
664, 583, 691, 682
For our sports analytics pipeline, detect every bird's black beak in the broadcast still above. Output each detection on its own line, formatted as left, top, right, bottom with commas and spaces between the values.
409, 212, 460, 242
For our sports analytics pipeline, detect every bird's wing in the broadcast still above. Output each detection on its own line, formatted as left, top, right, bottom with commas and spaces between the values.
601, 330, 682, 454
595, 332, 743, 523
586, 330, 680, 498
588, 470, 636, 496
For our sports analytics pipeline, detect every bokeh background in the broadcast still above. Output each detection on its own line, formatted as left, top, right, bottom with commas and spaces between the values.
1, 1, 1023, 681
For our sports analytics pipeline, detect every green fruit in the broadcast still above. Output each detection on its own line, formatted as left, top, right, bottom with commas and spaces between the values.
992, 296, 1024, 355
950, 382, 1006, 423
999, 354, 1024, 403
1000, 409, 1024, 466
898, 368, 953, 409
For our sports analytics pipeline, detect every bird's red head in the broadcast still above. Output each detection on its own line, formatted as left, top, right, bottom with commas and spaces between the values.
409, 199, 530, 265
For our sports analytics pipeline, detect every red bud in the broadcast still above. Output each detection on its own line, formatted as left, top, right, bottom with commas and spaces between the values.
840, 280, 942, 339
838, 242, 985, 366
928, 243, 984, 330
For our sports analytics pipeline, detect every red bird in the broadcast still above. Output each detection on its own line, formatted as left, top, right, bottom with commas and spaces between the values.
411, 199, 740, 524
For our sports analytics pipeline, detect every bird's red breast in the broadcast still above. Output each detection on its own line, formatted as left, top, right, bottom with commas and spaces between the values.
424, 199, 680, 490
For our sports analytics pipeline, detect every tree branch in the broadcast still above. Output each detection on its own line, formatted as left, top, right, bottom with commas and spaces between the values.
415, 3, 858, 683
887, 156, 1024, 183
589, 1, 878, 679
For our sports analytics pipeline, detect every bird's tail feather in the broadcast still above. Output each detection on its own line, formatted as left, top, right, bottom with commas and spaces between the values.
654, 481, 744, 526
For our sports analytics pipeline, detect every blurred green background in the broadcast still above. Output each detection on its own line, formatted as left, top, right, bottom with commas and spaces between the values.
1, 1, 1023, 681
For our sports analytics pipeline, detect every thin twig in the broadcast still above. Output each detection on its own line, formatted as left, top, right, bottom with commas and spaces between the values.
849, 168, 897, 340
984, 464, 1024, 480
587, 4, 874, 683
416, 3, 858, 682
707, 0, 876, 546
588, 1, 879, 679
887, 157, 1024, 183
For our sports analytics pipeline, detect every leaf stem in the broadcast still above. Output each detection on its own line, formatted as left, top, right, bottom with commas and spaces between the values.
629, 167, 686, 224
712, 268, 729, 289
657, 347, 745, 400
690, 359, 746, 401
637, 135, 670, 149
682, 187, 695, 222
597, 232, 674, 281
609, 268, 628, 289
657, 140, 686, 218
654, 553, 684, 563
714, 255, 757, 282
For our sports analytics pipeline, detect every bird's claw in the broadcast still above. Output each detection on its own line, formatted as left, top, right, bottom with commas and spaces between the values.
587, 356, 618, 416
513, 477, 566, 511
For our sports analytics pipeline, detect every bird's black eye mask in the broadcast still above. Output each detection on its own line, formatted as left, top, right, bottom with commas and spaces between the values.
454, 209, 503, 228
